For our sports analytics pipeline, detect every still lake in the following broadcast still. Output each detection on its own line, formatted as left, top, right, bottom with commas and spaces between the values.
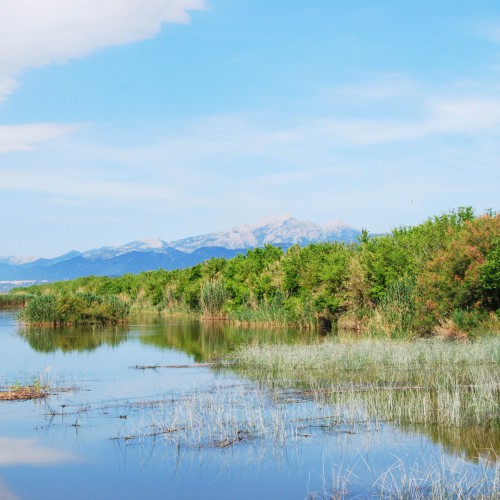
0, 310, 497, 499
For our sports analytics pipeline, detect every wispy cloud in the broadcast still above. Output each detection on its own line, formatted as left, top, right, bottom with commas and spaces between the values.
0, 0, 207, 99
321, 74, 423, 104
0, 75, 18, 103
473, 19, 500, 43
0, 1, 207, 154
1, 71, 499, 250
0, 123, 79, 153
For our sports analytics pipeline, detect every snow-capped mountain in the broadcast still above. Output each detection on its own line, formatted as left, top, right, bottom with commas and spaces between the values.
0, 255, 38, 265
81, 237, 170, 260
169, 214, 360, 252
0, 215, 361, 289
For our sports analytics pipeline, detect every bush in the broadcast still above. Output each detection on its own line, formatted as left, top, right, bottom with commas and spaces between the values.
17, 293, 130, 325
17, 295, 60, 325
416, 214, 500, 333
200, 279, 226, 318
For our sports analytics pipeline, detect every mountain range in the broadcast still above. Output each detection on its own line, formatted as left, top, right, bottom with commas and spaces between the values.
0, 215, 361, 291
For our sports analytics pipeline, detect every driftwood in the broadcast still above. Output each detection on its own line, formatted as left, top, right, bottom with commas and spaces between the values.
214, 429, 251, 448
132, 363, 211, 370
112, 426, 184, 442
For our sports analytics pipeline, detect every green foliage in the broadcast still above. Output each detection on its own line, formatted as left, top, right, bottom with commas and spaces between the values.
13, 207, 500, 337
416, 213, 500, 331
359, 207, 477, 303
17, 293, 129, 325
0, 293, 32, 308
480, 238, 500, 310
17, 295, 59, 324
200, 279, 226, 318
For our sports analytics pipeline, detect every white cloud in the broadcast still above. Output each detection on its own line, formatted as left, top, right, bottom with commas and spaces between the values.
0, 75, 18, 103
474, 20, 500, 43
0, 1, 207, 152
144, 95, 500, 156
428, 98, 500, 134
323, 74, 422, 104
0, 123, 78, 153
0, 0, 206, 95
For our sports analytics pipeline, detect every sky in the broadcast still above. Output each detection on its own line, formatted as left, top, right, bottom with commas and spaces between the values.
1, 0, 500, 257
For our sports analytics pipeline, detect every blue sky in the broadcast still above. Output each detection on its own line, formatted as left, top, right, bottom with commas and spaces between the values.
1, 0, 500, 257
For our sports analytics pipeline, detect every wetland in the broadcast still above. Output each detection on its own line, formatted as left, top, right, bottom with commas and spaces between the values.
0, 310, 498, 499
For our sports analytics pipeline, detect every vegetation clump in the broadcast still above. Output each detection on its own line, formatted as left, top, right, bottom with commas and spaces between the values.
0, 377, 50, 401
228, 337, 500, 431
0, 293, 32, 309
17, 292, 130, 326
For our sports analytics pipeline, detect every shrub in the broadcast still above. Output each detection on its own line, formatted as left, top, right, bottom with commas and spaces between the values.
17, 293, 130, 325
200, 279, 226, 318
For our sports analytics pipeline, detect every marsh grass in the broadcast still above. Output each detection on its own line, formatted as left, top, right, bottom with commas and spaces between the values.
17, 293, 130, 325
110, 379, 499, 499
228, 337, 500, 431
308, 456, 500, 499
228, 303, 292, 327
112, 382, 373, 459
0, 293, 32, 309
0, 374, 53, 401
228, 294, 317, 328
200, 279, 226, 319
334, 457, 499, 499
108, 338, 500, 450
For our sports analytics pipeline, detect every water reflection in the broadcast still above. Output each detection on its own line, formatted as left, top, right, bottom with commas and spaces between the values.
17, 323, 129, 353
136, 315, 317, 361
422, 422, 500, 464
0, 437, 79, 466
19, 313, 317, 360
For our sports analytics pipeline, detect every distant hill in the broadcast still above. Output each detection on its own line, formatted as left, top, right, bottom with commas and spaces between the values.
0, 215, 361, 290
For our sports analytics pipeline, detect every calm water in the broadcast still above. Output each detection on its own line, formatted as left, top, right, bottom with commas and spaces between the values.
0, 310, 497, 499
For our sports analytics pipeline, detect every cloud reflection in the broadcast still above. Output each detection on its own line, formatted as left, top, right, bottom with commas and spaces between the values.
0, 437, 79, 466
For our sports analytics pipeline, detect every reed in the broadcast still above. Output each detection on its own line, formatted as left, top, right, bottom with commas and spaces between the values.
200, 279, 226, 319
0, 293, 32, 309
228, 337, 500, 429
17, 293, 130, 325
112, 379, 499, 499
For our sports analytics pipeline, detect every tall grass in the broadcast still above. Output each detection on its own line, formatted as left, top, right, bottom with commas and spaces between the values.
17, 293, 130, 325
228, 337, 500, 429
0, 293, 32, 309
200, 279, 226, 319
367, 276, 416, 338
229, 292, 317, 328
113, 379, 499, 499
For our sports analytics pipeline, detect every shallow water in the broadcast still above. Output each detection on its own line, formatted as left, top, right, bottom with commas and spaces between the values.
0, 311, 497, 499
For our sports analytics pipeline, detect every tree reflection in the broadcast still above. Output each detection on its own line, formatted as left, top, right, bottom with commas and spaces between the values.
18, 323, 128, 353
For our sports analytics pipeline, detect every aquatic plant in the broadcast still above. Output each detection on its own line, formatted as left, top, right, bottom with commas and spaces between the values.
228, 337, 500, 429
0, 293, 32, 309
17, 293, 130, 325
200, 279, 226, 318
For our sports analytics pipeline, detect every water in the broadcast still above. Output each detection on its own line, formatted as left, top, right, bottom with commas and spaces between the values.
0, 311, 497, 499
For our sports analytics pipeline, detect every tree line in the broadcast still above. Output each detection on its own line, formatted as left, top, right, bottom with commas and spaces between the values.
15, 207, 500, 336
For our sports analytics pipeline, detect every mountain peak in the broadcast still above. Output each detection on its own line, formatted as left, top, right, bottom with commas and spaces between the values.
131, 237, 167, 250
170, 214, 359, 252
0, 255, 38, 265
82, 237, 169, 260
250, 213, 294, 228
322, 219, 349, 230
